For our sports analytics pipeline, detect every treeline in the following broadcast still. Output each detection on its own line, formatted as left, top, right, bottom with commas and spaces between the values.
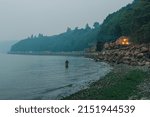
98, 0, 150, 43
11, 23, 100, 52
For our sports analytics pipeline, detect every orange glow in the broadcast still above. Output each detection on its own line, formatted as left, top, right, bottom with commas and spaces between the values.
126, 42, 129, 45
123, 39, 127, 41
116, 36, 130, 46
121, 38, 129, 45
122, 42, 125, 45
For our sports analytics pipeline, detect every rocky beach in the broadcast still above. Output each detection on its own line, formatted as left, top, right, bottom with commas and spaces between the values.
87, 43, 150, 67
64, 64, 150, 100
64, 43, 150, 100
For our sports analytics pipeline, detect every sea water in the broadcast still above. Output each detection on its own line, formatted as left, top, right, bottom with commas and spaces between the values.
0, 53, 112, 99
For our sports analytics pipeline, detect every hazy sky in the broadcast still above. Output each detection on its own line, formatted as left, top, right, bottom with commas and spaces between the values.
0, 0, 133, 41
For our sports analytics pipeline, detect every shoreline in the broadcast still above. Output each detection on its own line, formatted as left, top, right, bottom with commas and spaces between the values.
8, 51, 99, 58
6, 51, 150, 100
63, 63, 150, 100
8, 51, 85, 57
1, 53, 113, 100
57, 61, 113, 100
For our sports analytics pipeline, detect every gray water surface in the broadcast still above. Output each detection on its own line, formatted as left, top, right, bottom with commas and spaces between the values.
0, 54, 112, 99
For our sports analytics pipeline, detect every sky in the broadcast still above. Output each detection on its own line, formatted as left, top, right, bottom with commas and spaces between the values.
0, 0, 133, 41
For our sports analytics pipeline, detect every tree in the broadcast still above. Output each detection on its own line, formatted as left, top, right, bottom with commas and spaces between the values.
31, 34, 34, 39
85, 23, 91, 30
74, 27, 79, 31
66, 27, 72, 32
38, 33, 44, 38
93, 22, 100, 29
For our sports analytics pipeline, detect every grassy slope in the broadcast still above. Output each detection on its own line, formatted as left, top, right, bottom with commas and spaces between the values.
64, 65, 150, 100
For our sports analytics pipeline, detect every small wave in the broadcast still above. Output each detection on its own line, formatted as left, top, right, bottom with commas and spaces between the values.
40, 84, 73, 94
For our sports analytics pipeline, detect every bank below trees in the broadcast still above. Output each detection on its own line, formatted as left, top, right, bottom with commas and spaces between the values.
87, 43, 150, 67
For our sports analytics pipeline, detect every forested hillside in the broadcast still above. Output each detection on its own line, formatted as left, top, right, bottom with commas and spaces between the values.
98, 0, 150, 43
11, 23, 100, 52
11, 0, 150, 52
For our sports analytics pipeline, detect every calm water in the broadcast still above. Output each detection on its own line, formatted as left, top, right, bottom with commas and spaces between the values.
0, 53, 112, 100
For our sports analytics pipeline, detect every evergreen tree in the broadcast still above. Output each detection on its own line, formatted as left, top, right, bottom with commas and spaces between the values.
85, 23, 91, 30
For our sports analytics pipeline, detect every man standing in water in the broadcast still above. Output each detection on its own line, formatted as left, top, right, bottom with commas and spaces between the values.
65, 60, 69, 68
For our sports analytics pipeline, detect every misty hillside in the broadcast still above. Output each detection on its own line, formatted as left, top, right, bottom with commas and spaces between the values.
98, 0, 150, 43
11, 23, 100, 52
11, 0, 150, 52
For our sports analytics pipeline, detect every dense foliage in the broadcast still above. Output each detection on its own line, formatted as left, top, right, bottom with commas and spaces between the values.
98, 0, 150, 43
11, 23, 100, 52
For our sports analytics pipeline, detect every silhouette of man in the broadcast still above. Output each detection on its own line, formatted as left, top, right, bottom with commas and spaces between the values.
65, 60, 69, 68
